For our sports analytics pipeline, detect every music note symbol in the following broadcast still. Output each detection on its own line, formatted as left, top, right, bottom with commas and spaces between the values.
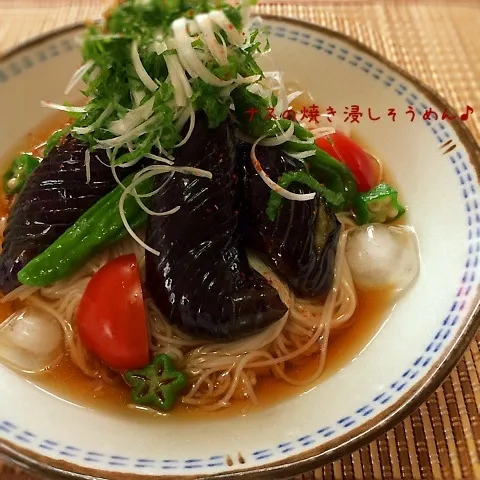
460, 105, 473, 121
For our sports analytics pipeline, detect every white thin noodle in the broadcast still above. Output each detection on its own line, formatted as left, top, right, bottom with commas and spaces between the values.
3, 218, 357, 410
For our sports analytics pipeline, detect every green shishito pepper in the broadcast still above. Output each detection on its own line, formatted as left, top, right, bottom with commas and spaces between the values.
43, 127, 71, 156
266, 170, 344, 221
352, 182, 406, 225
17, 173, 153, 286
3, 153, 41, 194
231, 87, 358, 209
124, 354, 188, 411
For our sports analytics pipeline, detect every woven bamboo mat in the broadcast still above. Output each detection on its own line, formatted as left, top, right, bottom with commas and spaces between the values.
0, 1, 479, 479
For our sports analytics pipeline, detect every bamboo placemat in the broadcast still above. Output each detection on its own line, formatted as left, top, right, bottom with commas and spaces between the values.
0, 1, 479, 479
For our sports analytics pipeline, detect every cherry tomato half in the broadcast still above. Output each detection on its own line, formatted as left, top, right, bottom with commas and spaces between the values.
315, 132, 377, 192
78, 254, 149, 370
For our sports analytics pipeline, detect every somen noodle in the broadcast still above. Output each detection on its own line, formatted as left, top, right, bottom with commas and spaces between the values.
1, 216, 357, 411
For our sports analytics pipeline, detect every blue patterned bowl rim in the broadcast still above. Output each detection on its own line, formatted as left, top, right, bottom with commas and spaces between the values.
0, 14, 479, 480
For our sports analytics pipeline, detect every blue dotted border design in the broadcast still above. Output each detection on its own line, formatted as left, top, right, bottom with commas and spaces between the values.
1, 22, 479, 473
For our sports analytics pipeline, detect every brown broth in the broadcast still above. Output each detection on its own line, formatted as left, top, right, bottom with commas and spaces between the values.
0, 113, 397, 420
19, 286, 394, 421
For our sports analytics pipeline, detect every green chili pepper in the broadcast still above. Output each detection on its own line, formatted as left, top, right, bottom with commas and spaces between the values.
17, 173, 153, 286
267, 170, 344, 221
44, 127, 71, 156
231, 87, 358, 208
3, 153, 41, 194
352, 182, 406, 225
124, 354, 188, 411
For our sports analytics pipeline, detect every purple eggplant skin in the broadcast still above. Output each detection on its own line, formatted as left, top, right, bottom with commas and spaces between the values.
237, 141, 341, 299
145, 115, 287, 340
0, 136, 129, 294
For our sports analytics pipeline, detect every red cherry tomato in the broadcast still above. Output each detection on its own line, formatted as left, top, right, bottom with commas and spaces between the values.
315, 132, 377, 192
78, 254, 149, 370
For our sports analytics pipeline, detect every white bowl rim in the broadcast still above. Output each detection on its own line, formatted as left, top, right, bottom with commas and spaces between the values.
0, 14, 479, 480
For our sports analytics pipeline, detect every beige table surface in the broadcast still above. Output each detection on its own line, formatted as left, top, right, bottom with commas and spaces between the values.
0, 1, 479, 479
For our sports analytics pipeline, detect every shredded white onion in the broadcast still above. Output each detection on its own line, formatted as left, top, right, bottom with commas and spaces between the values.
152, 40, 168, 55
208, 10, 244, 46
132, 89, 146, 107
171, 54, 193, 99
172, 18, 233, 87
97, 115, 158, 148
64, 60, 94, 95
84, 150, 91, 184
164, 54, 187, 107
286, 150, 316, 160
108, 97, 155, 136
311, 126, 336, 139
119, 166, 213, 255
286, 90, 303, 105
290, 135, 315, 145
257, 121, 295, 147
145, 153, 174, 165
195, 13, 228, 66
175, 106, 192, 131
40, 101, 87, 113
72, 104, 114, 135
250, 138, 316, 202
131, 41, 158, 92
175, 105, 195, 147
235, 74, 261, 85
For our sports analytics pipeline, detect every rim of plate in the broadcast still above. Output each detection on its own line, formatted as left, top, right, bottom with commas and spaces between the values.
0, 14, 479, 480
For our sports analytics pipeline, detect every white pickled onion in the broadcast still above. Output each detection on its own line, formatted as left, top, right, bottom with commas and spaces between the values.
64, 60, 94, 95
84, 149, 91, 184
250, 138, 315, 202
195, 13, 228, 66
108, 97, 155, 136
172, 18, 233, 87
131, 41, 158, 92
40, 101, 87, 113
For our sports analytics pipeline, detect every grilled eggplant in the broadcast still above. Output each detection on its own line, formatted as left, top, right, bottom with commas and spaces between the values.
0, 136, 129, 293
145, 115, 287, 340
238, 142, 341, 298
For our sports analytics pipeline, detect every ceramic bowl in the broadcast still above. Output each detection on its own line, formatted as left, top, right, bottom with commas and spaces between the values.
0, 15, 479, 480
